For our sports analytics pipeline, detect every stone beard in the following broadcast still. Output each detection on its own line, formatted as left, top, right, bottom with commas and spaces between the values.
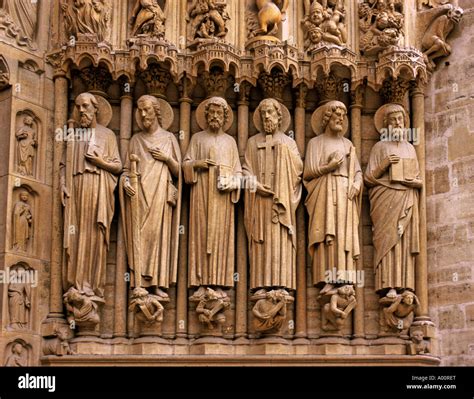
243, 99, 303, 291
183, 97, 242, 288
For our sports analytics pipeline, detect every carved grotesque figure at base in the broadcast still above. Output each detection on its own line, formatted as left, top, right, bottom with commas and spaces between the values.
318, 284, 356, 333
407, 329, 430, 355
43, 327, 75, 356
251, 289, 293, 335
379, 289, 419, 336
63, 286, 103, 334
189, 287, 230, 333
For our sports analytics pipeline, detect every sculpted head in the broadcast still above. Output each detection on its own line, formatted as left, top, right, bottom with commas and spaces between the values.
75, 93, 98, 128
411, 330, 424, 343
259, 98, 282, 135
401, 290, 415, 305
137, 95, 162, 131
205, 97, 228, 133
382, 103, 406, 137
23, 115, 34, 127
12, 343, 24, 355
19, 190, 29, 202
310, 1, 324, 25
448, 6, 463, 24
321, 101, 347, 136
338, 285, 355, 297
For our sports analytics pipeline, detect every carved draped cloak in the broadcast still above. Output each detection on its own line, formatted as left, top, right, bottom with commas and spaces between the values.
2, 0, 37, 40
364, 140, 420, 292
304, 135, 362, 286
62, 124, 122, 298
8, 282, 30, 327
119, 129, 182, 289
12, 201, 32, 250
16, 126, 35, 176
243, 132, 303, 291
183, 130, 241, 288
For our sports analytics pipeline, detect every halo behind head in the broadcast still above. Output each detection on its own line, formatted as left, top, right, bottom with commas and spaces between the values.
196, 97, 233, 132
374, 103, 409, 134
311, 100, 349, 136
135, 96, 174, 131
72, 92, 113, 127
253, 99, 291, 134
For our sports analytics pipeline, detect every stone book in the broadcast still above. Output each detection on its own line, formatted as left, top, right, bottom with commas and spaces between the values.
390, 158, 418, 183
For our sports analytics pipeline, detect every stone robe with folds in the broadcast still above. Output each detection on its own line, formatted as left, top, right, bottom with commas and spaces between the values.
62, 125, 122, 298
304, 135, 362, 286
120, 128, 182, 289
183, 131, 241, 288
364, 140, 420, 292
243, 132, 303, 291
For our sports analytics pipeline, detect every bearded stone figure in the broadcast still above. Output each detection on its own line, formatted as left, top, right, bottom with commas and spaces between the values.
243, 98, 303, 292
365, 103, 421, 294
304, 101, 362, 287
61, 93, 122, 315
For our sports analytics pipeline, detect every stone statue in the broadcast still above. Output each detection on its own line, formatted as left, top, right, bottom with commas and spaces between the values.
60, 93, 122, 317
129, 0, 166, 38
0, 70, 9, 89
187, 0, 230, 42
379, 289, 419, 336
303, 0, 347, 49
251, 289, 293, 335
8, 264, 31, 329
244, 98, 302, 294
15, 115, 37, 176
62, 0, 111, 42
63, 285, 103, 332
407, 329, 430, 355
359, 0, 404, 56
43, 327, 75, 356
304, 101, 362, 287
318, 284, 356, 332
183, 97, 241, 291
4, 341, 27, 367
422, 5, 463, 71
120, 95, 181, 300
247, 0, 289, 38
128, 287, 167, 326
189, 286, 231, 331
1, 0, 37, 43
364, 103, 421, 294
12, 191, 33, 252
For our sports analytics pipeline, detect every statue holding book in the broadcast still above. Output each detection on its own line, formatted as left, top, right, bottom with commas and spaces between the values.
364, 103, 422, 295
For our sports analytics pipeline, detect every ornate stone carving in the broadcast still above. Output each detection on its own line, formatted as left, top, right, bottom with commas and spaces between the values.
12, 191, 33, 252
63, 286, 104, 334
79, 66, 113, 97
62, 0, 111, 42
359, 0, 404, 56
251, 289, 293, 335
202, 66, 233, 98
246, 0, 289, 39
258, 69, 291, 101
365, 104, 422, 294
128, 287, 170, 335
379, 289, 418, 336
189, 287, 231, 333
187, 0, 230, 46
303, 0, 348, 50
0, 70, 9, 90
0, 0, 37, 49
61, 93, 122, 330
379, 76, 410, 104
407, 329, 430, 355
130, 0, 166, 39
318, 284, 357, 332
120, 96, 181, 299
421, 5, 463, 71
43, 327, 75, 356
315, 72, 345, 103
304, 101, 362, 287
15, 115, 37, 177
4, 340, 28, 366
243, 99, 303, 292
138, 64, 172, 98
8, 264, 31, 329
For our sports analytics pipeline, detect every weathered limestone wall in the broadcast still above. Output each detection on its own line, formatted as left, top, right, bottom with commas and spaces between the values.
425, 0, 474, 366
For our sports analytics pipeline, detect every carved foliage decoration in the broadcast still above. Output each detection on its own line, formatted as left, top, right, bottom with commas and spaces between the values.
0, 57, 9, 90
62, 0, 111, 42
359, 0, 405, 56
79, 66, 113, 96
187, 0, 230, 46
258, 69, 291, 100
138, 63, 172, 98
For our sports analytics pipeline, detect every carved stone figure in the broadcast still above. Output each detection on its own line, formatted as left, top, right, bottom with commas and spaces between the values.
303, 0, 347, 49
1, 0, 37, 43
61, 93, 122, 311
407, 329, 430, 355
62, 0, 111, 42
0, 70, 9, 89
4, 341, 27, 367
12, 191, 33, 252
304, 101, 362, 287
128, 287, 168, 327
184, 97, 241, 290
379, 289, 419, 336
130, 0, 166, 38
247, 0, 289, 39
43, 327, 75, 356
318, 284, 356, 332
63, 286, 103, 332
187, 0, 230, 42
8, 264, 31, 329
364, 104, 421, 294
359, 0, 404, 56
422, 5, 463, 71
15, 115, 37, 176
251, 289, 293, 335
120, 96, 181, 298
244, 99, 302, 292
189, 286, 230, 331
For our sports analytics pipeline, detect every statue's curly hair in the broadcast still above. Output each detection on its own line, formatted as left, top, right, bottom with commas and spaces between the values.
204, 97, 229, 125
137, 95, 163, 126
321, 101, 347, 134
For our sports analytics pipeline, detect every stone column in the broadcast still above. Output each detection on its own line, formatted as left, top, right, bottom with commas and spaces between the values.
48, 73, 68, 320
235, 84, 250, 340
350, 84, 365, 340
411, 80, 434, 335
176, 78, 192, 339
294, 84, 308, 340
113, 91, 133, 338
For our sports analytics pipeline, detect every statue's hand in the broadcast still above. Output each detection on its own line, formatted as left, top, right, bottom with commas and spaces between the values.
124, 180, 136, 197
402, 178, 423, 189
348, 185, 360, 200
256, 183, 274, 197
85, 153, 106, 169
194, 159, 213, 170
61, 185, 70, 207
381, 154, 400, 170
